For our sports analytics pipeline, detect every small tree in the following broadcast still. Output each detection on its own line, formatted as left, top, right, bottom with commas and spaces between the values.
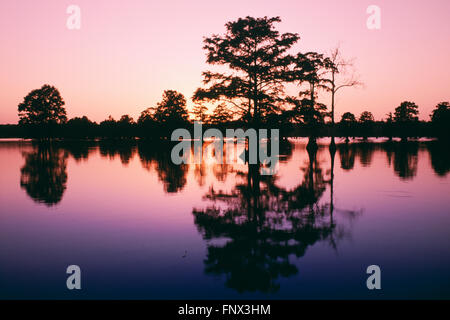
341, 112, 356, 122
385, 112, 394, 141
18, 84, 67, 138
117, 114, 135, 138
138, 107, 157, 138
99, 116, 118, 138
359, 111, 374, 123
153, 90, 189, 125
340, 112, 356, 142
288, 52, 329, 148
153, 90, 190, 137
359, 111, 374, 141
394, 101, 419, 141
324, 46, 362, 146
430, 101, 450, 139
394, 101, 419, 123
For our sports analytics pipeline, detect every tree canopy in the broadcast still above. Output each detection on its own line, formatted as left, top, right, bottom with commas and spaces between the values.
359, 111, 374, 123
153, 90, 189, 125
430, 101, 450, 124
18, 84, 67, 125
341, 112, 356, 123
394, 101, 419, 123
193, 16, 300, 125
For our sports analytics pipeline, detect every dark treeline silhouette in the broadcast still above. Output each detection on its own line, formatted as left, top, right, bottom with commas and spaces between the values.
1, 117, 444, 139
1, 107, 446, 140
2, 17, 448, 142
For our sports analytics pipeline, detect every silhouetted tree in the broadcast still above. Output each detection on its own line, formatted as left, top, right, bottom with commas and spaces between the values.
384, 112, 394, 141
394, 101, 419, 141
137, 107, 157, 138
153, 91, 189, 123
117, 114, 136, 138
287, 97, 327, 149
324, 46, 361, 147
99, 115, 118, 138
340, 112, 356, 142
153, 90, 190, 136
430, 101, 450, 139
359, 111, 374, 140
288, 52, 329, 149
18, 84, 67, 138
359, 111, 374, 123
193, 16, 299, 126
394, 101, 419, 122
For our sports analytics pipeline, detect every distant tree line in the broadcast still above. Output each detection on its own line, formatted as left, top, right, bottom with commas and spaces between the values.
1, 83, 447, 141
3, 16, 449, 141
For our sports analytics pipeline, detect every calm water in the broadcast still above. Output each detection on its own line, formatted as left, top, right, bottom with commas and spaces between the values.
0, 138, 449, 299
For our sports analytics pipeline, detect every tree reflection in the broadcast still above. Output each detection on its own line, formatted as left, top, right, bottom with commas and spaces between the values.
138, 141, 188, 193
99, 139, 136, 165
356, 143, 375, 167
20, 143, 68, 206
337, 141, 421, 181
193, 145, 358, 293
393, 142, 418, 180
338, 143, 355, 170
426, 141, 450, 177
60, 140, 96, 162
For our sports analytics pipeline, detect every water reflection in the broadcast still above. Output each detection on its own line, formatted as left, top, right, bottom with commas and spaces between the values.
392, 142, 418, 180
138, 141, 188, 193
18, 139, 449, 206
338, 144, 355, 170
99, 139, 137, 165
336, 141, 438, 180
6, 138, 450, 298
427, 141, 450, 177
20, 143, 68, 206
192, 145, 358, 293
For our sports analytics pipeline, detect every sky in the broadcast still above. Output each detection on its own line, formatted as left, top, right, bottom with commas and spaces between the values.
0, 0, 449, 124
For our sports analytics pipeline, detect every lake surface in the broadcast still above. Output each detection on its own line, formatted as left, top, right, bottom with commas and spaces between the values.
0, 138, 449, 299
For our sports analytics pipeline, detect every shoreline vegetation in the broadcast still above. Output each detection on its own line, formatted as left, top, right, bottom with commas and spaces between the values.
0, 120, 445, 141
3, 16, 449, 142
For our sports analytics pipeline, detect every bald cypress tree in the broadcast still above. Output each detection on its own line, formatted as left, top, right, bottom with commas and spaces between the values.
193, 16, 299, 127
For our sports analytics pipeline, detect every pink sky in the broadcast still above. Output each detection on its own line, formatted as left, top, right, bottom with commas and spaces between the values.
0, 0, 449, 124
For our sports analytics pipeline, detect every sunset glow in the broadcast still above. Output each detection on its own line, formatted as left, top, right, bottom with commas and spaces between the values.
1, 0, 449, 124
